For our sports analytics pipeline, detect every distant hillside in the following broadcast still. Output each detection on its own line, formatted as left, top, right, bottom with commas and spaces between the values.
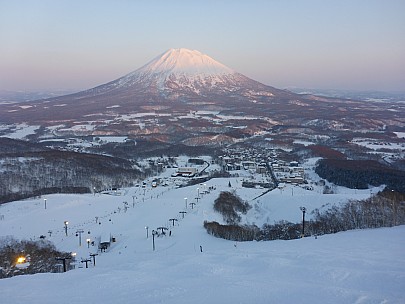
316, 159, 405, 192
0, 139, 143, 204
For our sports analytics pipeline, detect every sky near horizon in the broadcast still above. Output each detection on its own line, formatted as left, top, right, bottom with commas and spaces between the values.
0, 0, 404, 92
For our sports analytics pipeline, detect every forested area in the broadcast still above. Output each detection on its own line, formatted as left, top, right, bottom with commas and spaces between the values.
0, 237, 71, 278
88, 140, 219, 159
204, 190, 405, 241
315, 159, 405, 192
0, 150, 142, 204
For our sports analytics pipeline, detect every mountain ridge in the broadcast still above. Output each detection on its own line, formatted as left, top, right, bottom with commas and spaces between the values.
0, 48, 292, 123
0, 48, 402, 140
81, 48, 283, 98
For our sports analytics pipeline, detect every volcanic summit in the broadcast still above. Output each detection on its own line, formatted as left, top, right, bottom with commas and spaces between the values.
85, 48, 284, 100
0, 48, 398, 139
0, 48, 292, 123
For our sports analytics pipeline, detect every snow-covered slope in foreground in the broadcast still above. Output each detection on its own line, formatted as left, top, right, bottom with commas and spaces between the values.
0, 177, 404, 304
2, 227, 404, 304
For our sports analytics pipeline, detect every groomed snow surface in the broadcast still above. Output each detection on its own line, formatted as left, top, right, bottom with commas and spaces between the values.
1, 176, 404, 304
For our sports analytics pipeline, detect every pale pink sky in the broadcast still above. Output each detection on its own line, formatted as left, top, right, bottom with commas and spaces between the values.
1, 0, 404, 92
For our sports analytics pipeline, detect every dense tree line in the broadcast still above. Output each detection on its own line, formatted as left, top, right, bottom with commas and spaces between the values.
0, 237, 71, 278
316, 159, 405, 192
0, 150, 142, 204
88, 140, 220, 159
0, 137, 47, 153
309, 190, 405, 234
204, 190, 405, 241
308, 145, 346, 159
203, 221, 259, 241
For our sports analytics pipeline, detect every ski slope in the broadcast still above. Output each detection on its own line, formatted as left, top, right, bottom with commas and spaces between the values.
0, 175, 404, 303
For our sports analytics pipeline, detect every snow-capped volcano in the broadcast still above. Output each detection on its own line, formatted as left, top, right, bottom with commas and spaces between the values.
0, 48, 399, 148
87, 47, 278, 96
137, 48, 234, 76
115, 48, 237, 90
0, 48, 293, 123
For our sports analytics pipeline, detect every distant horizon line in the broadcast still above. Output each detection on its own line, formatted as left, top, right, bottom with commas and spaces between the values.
1, 87, 405, 95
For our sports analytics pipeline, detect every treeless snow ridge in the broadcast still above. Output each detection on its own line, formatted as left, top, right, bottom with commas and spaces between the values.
0, 176, 404, 303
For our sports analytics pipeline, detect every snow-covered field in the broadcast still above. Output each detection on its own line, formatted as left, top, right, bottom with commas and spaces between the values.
0, 123, 40, 139
0, 175, 404, 303
351, 138, 405, 151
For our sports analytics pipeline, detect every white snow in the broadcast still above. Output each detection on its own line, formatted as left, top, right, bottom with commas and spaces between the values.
137, 48, 234, 76
351, 138, 405, 151
293, 140, 315, 146
0, 173, 404, 304
216, 114, 258, 121
95, 136, 128, 143
18, 105, 33, 109
394, 132, 405, 139
56, 124, 96, 135
0, 123, 40, 139
109, 48, 241, 92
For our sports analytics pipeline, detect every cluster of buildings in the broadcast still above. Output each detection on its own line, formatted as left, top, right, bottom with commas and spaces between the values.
271, 161, 305, 184
218, 148, 305, 185
218, 148, 275, 174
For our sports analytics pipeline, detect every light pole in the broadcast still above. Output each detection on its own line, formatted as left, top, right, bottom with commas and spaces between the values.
184, 197, 188, 209
76, 229, 84, 246
64, 221, 69, 236
145, 226, 149, 238
300, 207, 306, 238
44, 198, 47, 210
152, 230, 157, 251
86, 238, 91, 248
197, 187, 200, 197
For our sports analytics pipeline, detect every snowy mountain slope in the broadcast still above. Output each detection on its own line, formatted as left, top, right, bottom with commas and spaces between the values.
0, 48, 292, 124
137, 48, 235, 76
86, 48, 278, 97
1, 48, 401, 140
1, 170, 404, 303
